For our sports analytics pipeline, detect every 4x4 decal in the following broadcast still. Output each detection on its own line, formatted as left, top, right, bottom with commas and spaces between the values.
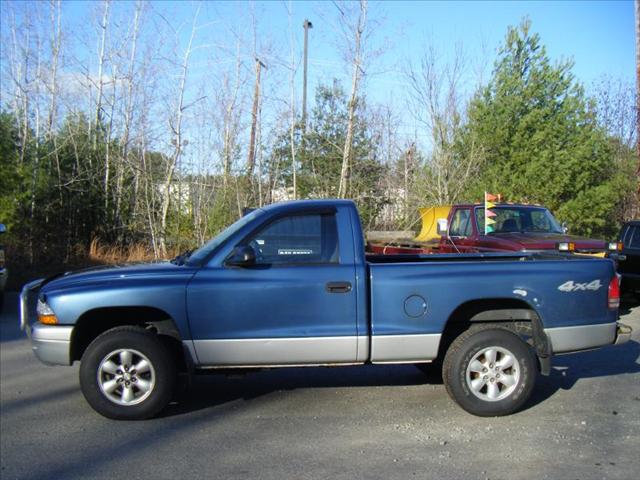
558, 280, 603, 292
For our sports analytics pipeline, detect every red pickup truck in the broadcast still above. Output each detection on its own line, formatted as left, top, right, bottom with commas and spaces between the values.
367, 203, 609, 256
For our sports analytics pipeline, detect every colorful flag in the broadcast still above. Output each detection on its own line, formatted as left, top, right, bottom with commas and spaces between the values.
484, 192, 500, 235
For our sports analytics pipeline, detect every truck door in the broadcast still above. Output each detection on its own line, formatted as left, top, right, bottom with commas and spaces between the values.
447, 207, 477, 253
186, 208, 359, 366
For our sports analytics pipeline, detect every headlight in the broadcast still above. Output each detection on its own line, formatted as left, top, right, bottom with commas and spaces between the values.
37, 299, 58, 325
608, 242, 622, 252
558, 242, 575, 252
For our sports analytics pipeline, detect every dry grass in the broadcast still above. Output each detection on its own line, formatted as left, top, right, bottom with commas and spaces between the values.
6, 239, 184, 289
88, 238, 180, 264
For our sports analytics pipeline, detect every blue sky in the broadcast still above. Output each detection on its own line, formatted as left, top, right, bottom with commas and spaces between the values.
203, 1, 635, 88
58, 0, 634, 89
3, 0, 635, 150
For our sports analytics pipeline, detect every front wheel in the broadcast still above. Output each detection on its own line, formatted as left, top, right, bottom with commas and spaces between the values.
442, 325, 536, 416
80, 326, 176, 420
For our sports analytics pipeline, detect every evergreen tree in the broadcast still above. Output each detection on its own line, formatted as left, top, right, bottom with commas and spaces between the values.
464, 19, 628, 237
0, 112, 28, 229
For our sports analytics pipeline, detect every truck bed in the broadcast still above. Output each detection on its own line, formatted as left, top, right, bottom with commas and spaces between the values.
366, 253, 617, 362
366, 251, 574, 263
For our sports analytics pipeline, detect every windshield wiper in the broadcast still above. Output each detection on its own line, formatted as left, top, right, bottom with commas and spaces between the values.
171, 249, 193, 266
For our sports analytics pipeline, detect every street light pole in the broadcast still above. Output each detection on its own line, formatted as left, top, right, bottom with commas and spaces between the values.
302, 19, 313, 131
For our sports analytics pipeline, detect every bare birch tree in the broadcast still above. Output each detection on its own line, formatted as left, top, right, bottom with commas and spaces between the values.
405, 44, 484, 205
158, 4, 201, 255
337, 0, 368, 198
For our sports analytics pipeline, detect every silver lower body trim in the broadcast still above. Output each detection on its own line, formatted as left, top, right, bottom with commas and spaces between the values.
371, 333, 441, 363
356, 336, 369, 363
192, 336, 359, 366
31, 323, 73, 365
545, 322, 616, 354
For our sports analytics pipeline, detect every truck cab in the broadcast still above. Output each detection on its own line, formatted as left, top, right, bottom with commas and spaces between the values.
439, 204, 607, 255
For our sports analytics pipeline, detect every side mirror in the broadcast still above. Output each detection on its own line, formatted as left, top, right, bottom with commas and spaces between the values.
0, 224, 6, 234
561, 222, 568, 234
436, 219, 448, 236
226, 245, 256, 267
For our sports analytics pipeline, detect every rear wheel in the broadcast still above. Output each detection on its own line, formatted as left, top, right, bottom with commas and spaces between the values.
442, 325, 536, 416
80, 326, 176, 420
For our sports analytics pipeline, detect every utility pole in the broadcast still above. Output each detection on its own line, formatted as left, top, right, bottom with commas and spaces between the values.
247, 57, 266, 177
302, 19, 313, 131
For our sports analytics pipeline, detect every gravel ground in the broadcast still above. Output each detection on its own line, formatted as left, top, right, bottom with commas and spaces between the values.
1, 292, 639, 480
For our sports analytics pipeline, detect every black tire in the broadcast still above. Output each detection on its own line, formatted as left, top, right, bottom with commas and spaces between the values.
442, 324, 536, 417
79, 326, 176, 420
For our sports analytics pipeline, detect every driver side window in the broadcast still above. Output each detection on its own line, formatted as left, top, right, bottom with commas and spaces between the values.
245, 213, 339, 265
449, 209, 472, 237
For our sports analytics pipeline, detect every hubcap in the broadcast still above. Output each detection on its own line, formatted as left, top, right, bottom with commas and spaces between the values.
97, 349, 156, 406
465, 346, 520, 402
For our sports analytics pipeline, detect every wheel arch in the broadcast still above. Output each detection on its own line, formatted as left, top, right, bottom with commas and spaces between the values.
439, 298, 551, 375
70, 306, 188, 371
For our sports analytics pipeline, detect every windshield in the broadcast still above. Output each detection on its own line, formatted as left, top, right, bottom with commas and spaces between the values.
475, 206, 563, 234
185, 208, 264, 265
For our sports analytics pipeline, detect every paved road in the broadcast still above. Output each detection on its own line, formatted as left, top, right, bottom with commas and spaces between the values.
1, 292, 639, 480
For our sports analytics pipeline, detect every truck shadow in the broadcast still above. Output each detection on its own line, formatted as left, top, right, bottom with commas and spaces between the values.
525, 339, 640, 411
161, 363, 434, 418
161, 339, 640, 418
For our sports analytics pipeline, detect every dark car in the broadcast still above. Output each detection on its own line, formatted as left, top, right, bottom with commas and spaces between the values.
0, 223, 6, 310
616, 220, 640, 294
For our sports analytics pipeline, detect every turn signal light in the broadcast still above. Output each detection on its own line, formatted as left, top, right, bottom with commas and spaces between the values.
38, 314, 58, 325
608, 276, 620, 310
558, 242, 575, 252
608, 242, 623, 252
36, 299, 58, 325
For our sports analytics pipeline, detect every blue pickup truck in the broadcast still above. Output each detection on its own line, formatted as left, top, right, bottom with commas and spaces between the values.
20, 200, 631, 419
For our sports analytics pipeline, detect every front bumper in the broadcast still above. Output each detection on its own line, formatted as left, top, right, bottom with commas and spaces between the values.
545, 321, 632, 353
19, 278, 73, 366
31, 323, 73, 365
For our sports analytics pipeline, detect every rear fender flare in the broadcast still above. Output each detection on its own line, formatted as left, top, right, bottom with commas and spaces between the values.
469, 308, 551, 375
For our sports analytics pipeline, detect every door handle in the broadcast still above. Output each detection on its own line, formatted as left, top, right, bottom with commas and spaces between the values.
326, 281, 352, 293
